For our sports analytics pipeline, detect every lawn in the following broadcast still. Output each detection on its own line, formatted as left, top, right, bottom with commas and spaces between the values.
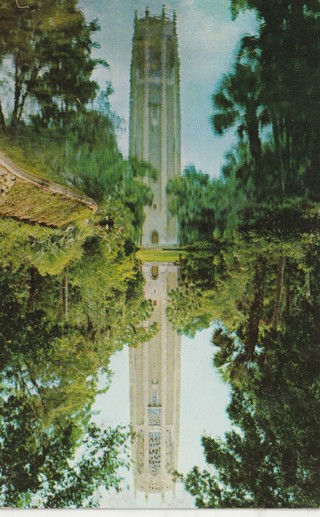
136, 248, 187, 263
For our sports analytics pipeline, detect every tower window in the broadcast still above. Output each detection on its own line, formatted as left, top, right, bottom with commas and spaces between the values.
151, 231, 159, 244
149, 48, 161, 77
149, 432, 161, 475
148, 407, 161, 426
151, 389, 158, 406
150, 104, 160, 127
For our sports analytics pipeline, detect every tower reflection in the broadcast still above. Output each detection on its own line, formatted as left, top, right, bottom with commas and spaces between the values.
129, 262, 181, 499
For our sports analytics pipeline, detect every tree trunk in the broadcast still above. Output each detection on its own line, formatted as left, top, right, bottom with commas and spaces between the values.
285, 278, 291, 318
17, 90, 29, 122
246, 106, 262, 166
28, 266, 38, 310
271, 113, 285, 198
272, 255, 286, 331
245, 255, 266, 354
61, 275, 68, 319
0, 101, 5, 131
17, 64, 40, 122
305, 270, 311, 300
11, 61, 22, 127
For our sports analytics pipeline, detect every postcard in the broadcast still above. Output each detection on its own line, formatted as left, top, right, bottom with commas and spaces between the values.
0, 0, 319, 511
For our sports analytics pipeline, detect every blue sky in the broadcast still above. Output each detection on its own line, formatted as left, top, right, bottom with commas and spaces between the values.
80, 0, 257, 177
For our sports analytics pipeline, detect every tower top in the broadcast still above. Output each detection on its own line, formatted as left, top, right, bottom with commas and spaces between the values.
173, 10, 177, 25
135, 6, 176, 23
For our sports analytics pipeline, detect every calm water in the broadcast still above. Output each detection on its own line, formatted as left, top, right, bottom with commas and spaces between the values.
93, 262, 230, 508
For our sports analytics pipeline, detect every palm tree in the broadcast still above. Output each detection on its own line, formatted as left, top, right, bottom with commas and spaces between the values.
211, 37, 263, 169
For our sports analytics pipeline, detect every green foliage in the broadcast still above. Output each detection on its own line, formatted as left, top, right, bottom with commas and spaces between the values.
0, 391, 131, 508
177, 210, 320, 507
55, 113, 156, 241
42, 423, 131, 508
0, 1, 151, 244
0, 204, 156, 507
0, 217, 91, 275
0, 0, 104, 128
169, 203, 320, 351
167, 243, 222, 336
1, 109, 153, 242
167, 166, 246, 244
180, 316, 320, 507
212, 37, 263, 168
213, 1, 320, 202
173, 0, 320, 246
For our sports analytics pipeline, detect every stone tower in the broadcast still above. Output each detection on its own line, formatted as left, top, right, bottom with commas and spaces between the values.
129, 7, 181, 246
129, 262, 181, 497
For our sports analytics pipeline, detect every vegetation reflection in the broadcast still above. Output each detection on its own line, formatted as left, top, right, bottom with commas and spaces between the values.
0, 213, 156, 507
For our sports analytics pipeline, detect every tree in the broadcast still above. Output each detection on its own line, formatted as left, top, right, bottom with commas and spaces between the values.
221, 0, 320, 201
0, 2, 152, 242
0, 391, 130, 508
178, 224, 320, 508
0, 0, 105, 128
212, 37, 263, 168
0, 212, 157, 507
179, 320, 320, 507
167, 166, 246, 244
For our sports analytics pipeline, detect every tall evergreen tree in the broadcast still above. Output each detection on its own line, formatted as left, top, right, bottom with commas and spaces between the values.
0, 0, 106, 128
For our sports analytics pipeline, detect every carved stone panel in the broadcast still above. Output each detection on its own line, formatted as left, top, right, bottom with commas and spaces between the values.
148, 407, 161, 426
149, 432, 161, 475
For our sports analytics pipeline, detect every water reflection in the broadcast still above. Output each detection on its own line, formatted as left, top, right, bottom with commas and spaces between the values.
129, 262, 181, 498
96, 258, 230, 509
0, 225, 150, 508
2, 229, 319, 508
172, 232, 320, 508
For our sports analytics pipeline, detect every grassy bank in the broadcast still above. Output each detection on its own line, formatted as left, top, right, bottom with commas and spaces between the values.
0, 133, 72, 187
0, 179, 92, 227
136, 248, 187, 263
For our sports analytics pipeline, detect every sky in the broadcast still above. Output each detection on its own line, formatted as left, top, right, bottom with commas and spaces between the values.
79, 0, 257, 177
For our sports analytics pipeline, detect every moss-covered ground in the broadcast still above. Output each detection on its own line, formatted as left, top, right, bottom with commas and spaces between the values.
0, 179, 92, 227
